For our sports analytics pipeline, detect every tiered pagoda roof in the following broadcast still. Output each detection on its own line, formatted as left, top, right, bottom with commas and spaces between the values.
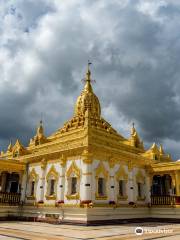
0, 64, 172, 165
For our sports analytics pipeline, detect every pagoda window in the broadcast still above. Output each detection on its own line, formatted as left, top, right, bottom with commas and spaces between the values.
30, 181, 35, 196
115, 166, 128, 200
136, 170, 145, 200
95, 162, 108, 200
71, 177, 77, 194
27, 169, 38, 200
66, 176, 80, 200
14, 151, 18, 157
98, 178, 106, 196
119, 180, 126, 197
27, 179, 36, 200
49, 179, 55, 196
45, 165, 58, 200
137, 182, 144, 198
66, 161, 80, 200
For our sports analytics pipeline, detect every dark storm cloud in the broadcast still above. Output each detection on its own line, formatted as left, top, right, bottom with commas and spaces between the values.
1, 0, 180, 159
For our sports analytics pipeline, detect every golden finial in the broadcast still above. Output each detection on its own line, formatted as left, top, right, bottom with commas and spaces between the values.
37, 119, 44, 135
131, 122, 136, 135
86, 60, 92, 82
7, 140, 13, 152
40, 112, 43, 125
150, 142, 159, 153
83, 60, 94, 92
159, 144, 164, 155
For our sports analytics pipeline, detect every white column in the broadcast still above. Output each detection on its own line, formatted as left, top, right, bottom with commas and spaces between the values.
37, 160, 47, 203
20, 171, 27, 202
81, 160, 92, 203
128, 169, 135, 203
38, 170, 46, 202
109, 168, 115, 202
57, 164, 65, 203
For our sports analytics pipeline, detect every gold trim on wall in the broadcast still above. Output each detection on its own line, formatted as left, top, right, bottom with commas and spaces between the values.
81, 149, 93, 164
46, 165, 59, 180
45, 195, 56, 200
95, 194, 107, 200
66, 161, 80, 178
82, 172, 92, 176
28, 168, 39, 181
66, 193, 80, 200
109, 157, 116, 168
41, 158, 47, 169
60, 154, 66, 167
116, 166, 128, 181
95, 161, 108, 179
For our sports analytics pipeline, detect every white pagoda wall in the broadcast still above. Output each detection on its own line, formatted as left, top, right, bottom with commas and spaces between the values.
22, 158, 150, 206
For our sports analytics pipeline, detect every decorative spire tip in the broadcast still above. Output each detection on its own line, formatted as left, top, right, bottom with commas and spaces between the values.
86, 60, 92, 82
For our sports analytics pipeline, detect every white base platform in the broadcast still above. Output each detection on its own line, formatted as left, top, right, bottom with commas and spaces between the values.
1, 205, 180, 224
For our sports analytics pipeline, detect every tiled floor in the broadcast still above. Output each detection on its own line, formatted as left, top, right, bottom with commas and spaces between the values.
0, 222, 180, 240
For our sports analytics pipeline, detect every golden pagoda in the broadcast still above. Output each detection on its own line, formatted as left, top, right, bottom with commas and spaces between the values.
0, 64, 180, 223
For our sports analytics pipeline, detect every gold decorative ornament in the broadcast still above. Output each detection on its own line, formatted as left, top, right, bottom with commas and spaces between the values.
41, 158, 47, 169
46, 165, 59, 180
66, 161, 80, 178
45, 195, 57, 200
109, 157, 116, 168
95, 194, 107, 200
60, 154, 66, 167
95, 161, 108, 179
116, 166, 128, 181
81, 149, 93, 164
28, 168, 39, 181
66, 193, 80, 200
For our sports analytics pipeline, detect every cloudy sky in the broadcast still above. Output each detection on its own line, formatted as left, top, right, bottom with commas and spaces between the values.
1, 0, 180, 159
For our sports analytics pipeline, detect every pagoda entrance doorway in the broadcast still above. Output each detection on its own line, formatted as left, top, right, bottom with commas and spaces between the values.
151, 174, 175, 205
6, 173, 20, 193
151, 174, 173, 196
10, 181, 19, 193
0, 172, 21, 205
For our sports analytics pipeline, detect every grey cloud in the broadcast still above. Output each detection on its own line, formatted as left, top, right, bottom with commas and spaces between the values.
0, 0, 180, 159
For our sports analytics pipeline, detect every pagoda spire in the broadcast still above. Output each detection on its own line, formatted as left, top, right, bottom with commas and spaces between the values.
29, 120, 47, 146
74, 62, 101, 117
130, 122, 144, 149
131, 122, 136, 135
87, 60, 92, 80
159, 144, 165, 155
37, 119, 44, 136
150, 142, 159, 153
35, 120, 46, 144
7, 140, 13, 152
84, 60, 93, 92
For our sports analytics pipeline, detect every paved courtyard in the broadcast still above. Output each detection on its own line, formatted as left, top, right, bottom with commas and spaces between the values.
0, 221, 180, 240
